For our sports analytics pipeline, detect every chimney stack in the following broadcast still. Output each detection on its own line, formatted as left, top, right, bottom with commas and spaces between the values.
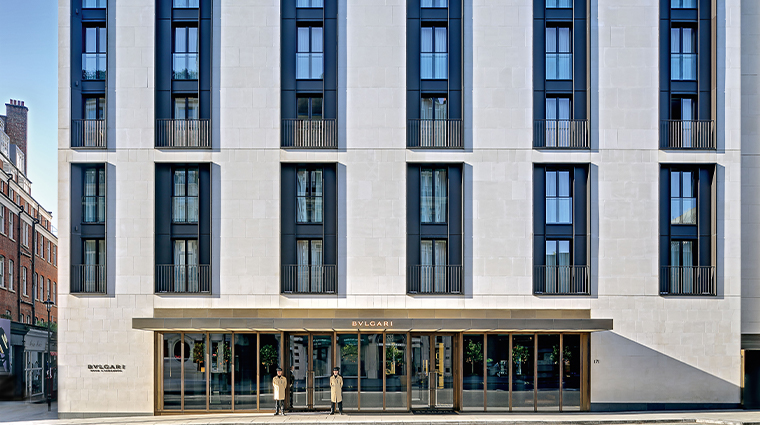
5, 99, 28, 175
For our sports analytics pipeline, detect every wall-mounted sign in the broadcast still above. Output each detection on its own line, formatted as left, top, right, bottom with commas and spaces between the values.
352, 320, 393, 328
88, 364, 126, 373
0, 319, 10, 373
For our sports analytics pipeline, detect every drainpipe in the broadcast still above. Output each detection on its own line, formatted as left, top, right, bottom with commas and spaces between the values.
29, 215, 38, 324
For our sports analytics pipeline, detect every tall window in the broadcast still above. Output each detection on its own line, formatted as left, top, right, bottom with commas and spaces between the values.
546, 170, 572, 224
8, 260, 13, 292
546, 0, 571, 8
546, 239, 571, 291
46, 242, 50, 263
0, 207, 5, 235
669, 240, 695, 288
33, 274, 37, 301
296, 26, 323, 80
421, 0, 447, 7
173, 239, 199, 292
546, 26, 572, 80
173, 168, 199, 224
83, 0, 106, 8
297, 0, 323, 7
297, 239, 323, 292
419, 97, 449, 147
82, 26, 106, 80
297, 96, 323, 120
545, 97, 572, 147
46, 279, 50, 302
421, 26, 447, 79
174, 97, 199, 120
53, 282, 56, 304
671, 0, 696, 9
21, 222, 29, 247
83, 166, 106, 223
297, 168, 323, 223
0, 256, 4, 288
421, 239, 447, 292
421, 97, 447, 121
173, 27, 199, 80
84, 239, 105, 292
53, 246, 56, 266
421, 168, 447, 224
670, 170, 697, 225
671, 96, 696, 121
22, 267, 27, 297
8, 214, 13, 240
84, 97, 106, 120
173, 0, 199, 7
671, 26, 696, 80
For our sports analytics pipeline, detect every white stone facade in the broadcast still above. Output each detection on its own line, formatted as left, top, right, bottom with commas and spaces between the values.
58, 0, 744, 416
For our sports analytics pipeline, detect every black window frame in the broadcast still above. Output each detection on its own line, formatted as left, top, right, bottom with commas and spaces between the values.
295, 167, 324, 224
669, 169, 698, 225
545, 24, 573, 81
82, 25, 107, 81
82, 165, 106, 224
172, 25, 199, 81
296, 25, 324, 80
420, 167, 448, 224
172, 96, 200, 120
296, 95, 323, 120
545, 168, 573, 225
420, 24, 448, 80
172, 166, 200, 224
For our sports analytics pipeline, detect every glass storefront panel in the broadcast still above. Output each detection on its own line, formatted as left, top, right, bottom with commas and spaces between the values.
411, 335, 430, 409
486, 334, 510, 411
258, 333, 281, 411
162, 333, 182, 410
512, 334, 535, 411
337, 334, 359, 409
385, 334, 408, 410
233, 334, 257, 410
209, 333, 232, 410
184, 333, 207, 410
312, 334, 333, 409
537, 334, 560, 411
462, 334, 484, 410
288, 335, 309, 409
434, 335, 454, 408
562, 334, 582, 411
360, 334, 384, 410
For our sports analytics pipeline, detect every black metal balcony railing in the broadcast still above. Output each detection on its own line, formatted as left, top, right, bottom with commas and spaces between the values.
533, 119, 590, 149
155, 264, 210, 294
660, 266, 716, 296
155, 119, 210, 148
281, 265, 336, 294
71, 119, 106, 148
281, 119, 337, 148
82, 196, 106, 223
407, 265, 462, 295
71, 264, 106, 294
660, 120, 716, 149
407, 119, 463, 148
533, 265, 590, 295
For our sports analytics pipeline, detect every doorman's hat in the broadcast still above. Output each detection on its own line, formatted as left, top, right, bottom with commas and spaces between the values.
333, 367, 340, 371
276, 367, 282, 371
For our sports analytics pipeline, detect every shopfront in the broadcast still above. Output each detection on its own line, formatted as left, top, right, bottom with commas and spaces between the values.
139, 313, 611, 414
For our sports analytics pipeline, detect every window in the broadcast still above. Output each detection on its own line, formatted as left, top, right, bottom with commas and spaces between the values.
173, 239, 200, 292
173, 27, 199, 80
671, 0, 696, 8
173, 0, 199, 7
8, 260, 13, 292
296, 239, 323, 292
84, 97, 106, 120
545, 239, 572, 291
545, 97, 572, 147
421, 97, 447, 120
297, 0, 323, 7
546, 26, 572, 80
296, 168, 323, 223
9, 214, 13, 240
671, 96, 696, 121
296, 26, 323, 80
421, 26, 447, 79
39, 275, 43, 301
0, 257, 4, 288
53, 282, 56, 304
46, 279, 50, 302
82, 26, 106, 80
421, 168, 447, 224
32, 273, 37, 301
670, 170, 697, 225
546, 0, 571, 8
420, 239, 447, 292
83, 239, 105, 292
173, 167, 199, 224
421, 0, 447, 7
671, 26, 696, 80
22, 267, 27, 297
21, 222, 28, 247
83, 0, 106, 8
174, 97, 199, 120
297, 96, 323, 120
0, 207, 5, 235
546, 170, 572, 224
46, 241, 50, 262
53, 246, 56, 266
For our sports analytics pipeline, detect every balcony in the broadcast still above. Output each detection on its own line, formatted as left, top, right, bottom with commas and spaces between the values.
82, 53, 106, 80
172, 53, 198, 80
660, 120, 715, 149
660, 266, 716, 296
533, 265, 590, 295
155, 119, 210, 148
82, 196, 106, 224
533, 119, 590, 149
407, 265, 462, 295
281, 265, 336, 294
407, 119, 463, 148
155, 264, 210, 294
71, 119, 106, 148
281, 119, 337, 149
671, 53, 697, 81
71, 264, 106, 294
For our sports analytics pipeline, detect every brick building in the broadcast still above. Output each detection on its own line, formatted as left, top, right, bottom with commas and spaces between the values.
0, 99, 58, 401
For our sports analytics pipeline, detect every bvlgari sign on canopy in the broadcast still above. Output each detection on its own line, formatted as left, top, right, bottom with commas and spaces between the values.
352, 320, 393, 328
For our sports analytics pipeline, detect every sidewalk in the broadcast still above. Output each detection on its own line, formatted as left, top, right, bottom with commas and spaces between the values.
0, 400, 57, 423
4, 409, 760, 425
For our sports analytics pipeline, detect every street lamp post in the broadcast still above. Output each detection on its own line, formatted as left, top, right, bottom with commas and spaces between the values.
43, 298, 53, 412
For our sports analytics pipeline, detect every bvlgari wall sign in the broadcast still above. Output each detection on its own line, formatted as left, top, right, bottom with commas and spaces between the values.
88, 364, 126, 373
352, 320, 393, 327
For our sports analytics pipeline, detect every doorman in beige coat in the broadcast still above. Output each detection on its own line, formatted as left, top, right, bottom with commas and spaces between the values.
330, 367, 344, 415
273, 367, 287, 415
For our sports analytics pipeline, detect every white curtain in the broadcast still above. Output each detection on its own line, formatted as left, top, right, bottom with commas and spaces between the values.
558, 28, 571, 79
297, 27, 310, 79
84, 240, 97, 292
434, 169, 447, 223
174, 240, 186, 292
421, 169, 433, 223
558, 171, 572, 224
188, 168, 199, 223
421, 240, 433, 293
297, 170, 308, 222
545, 171, 557, 224
434, 27, 448, 79
173, 169, 186, 222
421, 28, 433, 79
558, 240, 570, 293
187, 240, 199, 292
683, 241, 693, 293
434, 240, 447, 292
311, 27, 324, 78
313, 169, 323, 223
311, 240, 323, 292
297, 240, 309, 292
84, 168, 98, 222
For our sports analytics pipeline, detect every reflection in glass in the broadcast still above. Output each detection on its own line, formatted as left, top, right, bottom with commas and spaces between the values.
162, 333, 182, 410
434, 335, 454, 408
562, 335, 582, 410
234, 334, 257, 410
288, 335, 308, 409
385, 334, 407, 410
313, 335, 333, 409
185, 333, 207, 410
486, 334, 510, 411
462, 334, 484, 410
410, 335, 430, 408
360, 334, 384, 410
512, 334, 534, 411
259, 334, 281, 411
209, 334, 232, 410
337, 334, 359, 410
537, 335, 560, 411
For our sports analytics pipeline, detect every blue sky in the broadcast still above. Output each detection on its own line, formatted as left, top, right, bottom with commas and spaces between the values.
0, 1, 58, 222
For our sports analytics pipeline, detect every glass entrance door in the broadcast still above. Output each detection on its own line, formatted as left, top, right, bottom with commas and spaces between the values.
312, 334, 333, 409
411, 334, 454, 410
288, 333, 333, 411
288, 334, 309, 409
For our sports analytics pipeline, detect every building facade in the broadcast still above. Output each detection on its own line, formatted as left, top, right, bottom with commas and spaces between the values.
0, 100, 59, 401
58, 0, 748, 417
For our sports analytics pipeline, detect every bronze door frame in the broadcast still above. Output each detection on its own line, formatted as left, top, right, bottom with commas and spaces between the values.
410, 332, 457, 411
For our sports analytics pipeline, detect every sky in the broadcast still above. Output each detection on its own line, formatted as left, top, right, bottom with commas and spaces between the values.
0, 1, 59, 223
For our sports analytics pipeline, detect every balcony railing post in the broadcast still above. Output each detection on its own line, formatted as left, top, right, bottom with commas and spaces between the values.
533, 119, 589, 149
533, 265, 590, 295
155, 119, 210, 148
406, 119, 462, 148
660, 120, 716, 149
660, 266, 715, 295
281, 119, 337, 148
